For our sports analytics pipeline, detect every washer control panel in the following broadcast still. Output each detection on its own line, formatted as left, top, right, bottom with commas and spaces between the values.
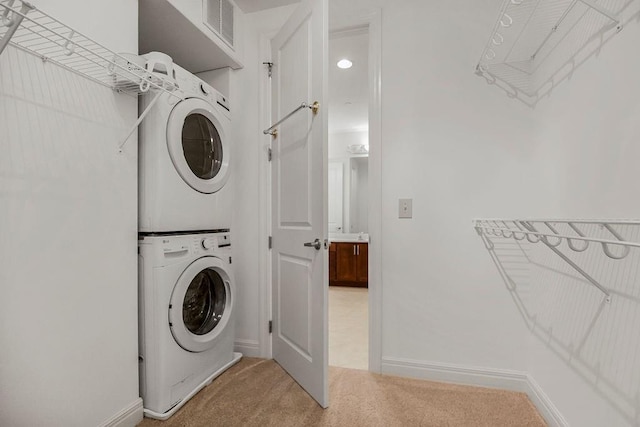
194, 232, 231, 253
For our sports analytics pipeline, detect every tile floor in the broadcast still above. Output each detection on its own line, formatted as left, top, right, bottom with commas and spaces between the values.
328, 286, 368, 370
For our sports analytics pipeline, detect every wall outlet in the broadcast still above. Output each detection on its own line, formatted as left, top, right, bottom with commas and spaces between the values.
399, 198, 412, 219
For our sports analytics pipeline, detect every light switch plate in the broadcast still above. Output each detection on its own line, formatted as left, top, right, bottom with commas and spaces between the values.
399, 198, 412, 218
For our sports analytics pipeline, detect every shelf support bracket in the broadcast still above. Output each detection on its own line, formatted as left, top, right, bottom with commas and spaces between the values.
521, 222, 612, 303
118, 89, 163, 153
0, 1, 33, 56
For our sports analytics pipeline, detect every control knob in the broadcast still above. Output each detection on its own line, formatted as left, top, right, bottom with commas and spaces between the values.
202, 238, 216, 250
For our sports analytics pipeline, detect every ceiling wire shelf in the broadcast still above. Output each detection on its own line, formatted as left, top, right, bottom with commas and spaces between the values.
474, 218, 640, 302
475, 0, 637, 105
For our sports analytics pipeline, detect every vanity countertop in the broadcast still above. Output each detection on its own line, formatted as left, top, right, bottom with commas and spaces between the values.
329, 233, 369, 243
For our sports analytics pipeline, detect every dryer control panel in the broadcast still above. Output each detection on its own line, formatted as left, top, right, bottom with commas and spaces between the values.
178, 74, 230, 116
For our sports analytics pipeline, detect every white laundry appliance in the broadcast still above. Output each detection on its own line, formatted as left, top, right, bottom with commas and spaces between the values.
138, 231, 241, 420
139, 60, 232, 233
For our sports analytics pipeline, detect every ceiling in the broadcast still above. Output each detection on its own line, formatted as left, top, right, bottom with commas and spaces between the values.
329, 30, 369, 134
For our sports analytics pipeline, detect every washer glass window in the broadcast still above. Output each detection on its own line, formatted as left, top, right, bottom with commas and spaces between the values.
182, 268, 226, 335
181, 114, 223, 180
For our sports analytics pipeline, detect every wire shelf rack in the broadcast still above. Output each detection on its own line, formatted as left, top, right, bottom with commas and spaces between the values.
0, 0, 180, 96
0, 0, 185, 150
474, 218, 640, 301
475, 0, 636, 105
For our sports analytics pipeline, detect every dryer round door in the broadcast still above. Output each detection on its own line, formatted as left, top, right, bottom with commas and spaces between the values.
169, 256, 233, 353
167, 97, 230, 194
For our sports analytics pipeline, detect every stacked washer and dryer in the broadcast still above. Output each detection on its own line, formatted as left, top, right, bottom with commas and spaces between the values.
137, 54, 241, 420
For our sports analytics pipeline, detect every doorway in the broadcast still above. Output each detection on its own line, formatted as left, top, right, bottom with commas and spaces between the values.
328, 27, 370, 371
259, 4, 383, 397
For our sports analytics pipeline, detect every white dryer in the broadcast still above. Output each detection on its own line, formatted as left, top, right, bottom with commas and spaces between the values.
139, 62, 232, 233
138, 231, 241, 419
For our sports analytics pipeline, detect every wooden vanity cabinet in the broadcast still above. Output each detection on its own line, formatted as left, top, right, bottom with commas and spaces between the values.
329, 242, 368, 287
329, 241, 337, 281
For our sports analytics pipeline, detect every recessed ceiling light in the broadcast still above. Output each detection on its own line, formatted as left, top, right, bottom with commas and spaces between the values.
337, 59, 353, 69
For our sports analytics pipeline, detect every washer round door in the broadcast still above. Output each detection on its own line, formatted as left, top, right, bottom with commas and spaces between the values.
169, 257, 233, 353
167, 97, 230, 194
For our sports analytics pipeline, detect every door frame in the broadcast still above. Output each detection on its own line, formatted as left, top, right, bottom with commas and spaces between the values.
258, 10, 383, 373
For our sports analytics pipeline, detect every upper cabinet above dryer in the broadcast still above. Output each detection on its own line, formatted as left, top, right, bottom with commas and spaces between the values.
139, 0, 244, 73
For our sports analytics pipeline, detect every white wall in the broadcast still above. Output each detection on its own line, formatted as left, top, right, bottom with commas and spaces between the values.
379, 0, 533, 372
0, 1, 140, 426
521, 8, 640, 425
329, 129, 368, 157
378, 0, 640, 426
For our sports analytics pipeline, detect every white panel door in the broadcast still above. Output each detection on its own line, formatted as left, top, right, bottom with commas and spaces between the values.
271, 0, 328, 408
328, 162, 343, 233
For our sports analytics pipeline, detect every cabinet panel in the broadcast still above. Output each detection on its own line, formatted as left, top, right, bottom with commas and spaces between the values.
356, 243, 368, 283
329, 242, 368, 288
329, 242, 336, 281
336, 243, 357, 282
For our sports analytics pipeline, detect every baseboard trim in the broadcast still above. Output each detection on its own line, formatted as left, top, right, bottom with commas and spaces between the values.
235, 339, 260, 358
100, 398, 143, 427
381, 357, 567, 427
525, 374, 569, 427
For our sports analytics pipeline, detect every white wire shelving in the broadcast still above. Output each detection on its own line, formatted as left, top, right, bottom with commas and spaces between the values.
474, 218, 640, 302
0, 0, 183, 150
475, 0, 636, 105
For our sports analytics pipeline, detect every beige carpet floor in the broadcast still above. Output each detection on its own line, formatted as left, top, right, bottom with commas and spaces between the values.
138, 357, 546, 427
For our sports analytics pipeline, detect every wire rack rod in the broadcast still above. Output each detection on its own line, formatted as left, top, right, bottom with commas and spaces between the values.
474, 224, 640, 249
474, 218, 640, 302
476, 218, 640, 225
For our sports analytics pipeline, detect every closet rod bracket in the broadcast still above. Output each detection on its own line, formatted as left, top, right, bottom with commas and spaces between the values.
118, 89, 164, 153
521, 221, 612, 302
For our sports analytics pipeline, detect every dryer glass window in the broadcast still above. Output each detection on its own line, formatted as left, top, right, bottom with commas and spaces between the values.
182, 269, 226, 335
182, 114, 223, 180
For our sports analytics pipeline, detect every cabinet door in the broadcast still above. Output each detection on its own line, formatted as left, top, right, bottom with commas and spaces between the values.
356, 243, 368, 283
336, 243, 357, 282
329, 242, 336, 282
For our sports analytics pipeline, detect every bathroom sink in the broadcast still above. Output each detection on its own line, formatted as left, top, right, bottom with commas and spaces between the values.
328, 233, 369, 243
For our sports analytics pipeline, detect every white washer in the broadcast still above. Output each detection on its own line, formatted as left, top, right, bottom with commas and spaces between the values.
139, 62, 232, 233
138, 231, 241, 420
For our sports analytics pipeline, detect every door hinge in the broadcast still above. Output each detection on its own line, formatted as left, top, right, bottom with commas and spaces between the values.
268, 147, 272, 162
268, 236, 272, 249
263, 61, 274, 78
269, 320, 273, 334
229, 256, 232, 264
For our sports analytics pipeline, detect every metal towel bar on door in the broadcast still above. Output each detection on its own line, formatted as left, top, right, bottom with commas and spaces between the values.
263, 101, 320, 136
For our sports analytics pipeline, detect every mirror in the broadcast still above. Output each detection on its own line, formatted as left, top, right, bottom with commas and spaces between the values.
328, 155, 369, 234
328, 28, 369, 235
